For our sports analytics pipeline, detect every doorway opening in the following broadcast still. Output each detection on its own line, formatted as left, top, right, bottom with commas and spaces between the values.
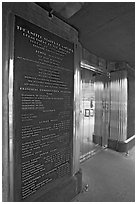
80, 68, 97, 162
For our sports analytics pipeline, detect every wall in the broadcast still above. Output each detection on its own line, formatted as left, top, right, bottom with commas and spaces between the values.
108, 63, 135, 151
109, 70, 127, 142
82, 47, 107, 72
127, 69, 135, 139
108, 62, 135, 140
82, 50, 135, 148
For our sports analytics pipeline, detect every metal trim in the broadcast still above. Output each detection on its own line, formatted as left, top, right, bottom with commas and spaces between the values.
81, 61, 109, 76
8, 13, 15, 202
72, 42, 81, 175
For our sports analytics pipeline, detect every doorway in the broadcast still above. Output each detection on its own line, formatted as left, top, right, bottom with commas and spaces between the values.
80, 68, 97, 161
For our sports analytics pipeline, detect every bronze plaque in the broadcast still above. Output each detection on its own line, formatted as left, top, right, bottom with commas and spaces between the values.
14, 16, 74, 201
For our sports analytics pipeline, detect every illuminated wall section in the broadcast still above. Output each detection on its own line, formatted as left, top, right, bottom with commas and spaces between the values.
110, 71, 127, 142
108, 66, 135, 152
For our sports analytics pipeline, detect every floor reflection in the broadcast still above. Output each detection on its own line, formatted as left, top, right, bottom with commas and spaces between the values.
80, 115, 95, 156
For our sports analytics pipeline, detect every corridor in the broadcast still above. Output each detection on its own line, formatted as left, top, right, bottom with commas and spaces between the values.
2, 2, 135, 202
73, 146, 135, 202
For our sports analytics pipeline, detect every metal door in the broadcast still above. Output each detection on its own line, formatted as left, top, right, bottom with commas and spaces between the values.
94, 74, 110, 147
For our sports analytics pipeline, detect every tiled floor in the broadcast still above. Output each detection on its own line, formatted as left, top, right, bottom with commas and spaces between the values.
73, 146, 135, 202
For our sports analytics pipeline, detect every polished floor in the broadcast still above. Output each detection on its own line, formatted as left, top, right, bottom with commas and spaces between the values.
73, 146, 135, 202
80, 116, 95, 156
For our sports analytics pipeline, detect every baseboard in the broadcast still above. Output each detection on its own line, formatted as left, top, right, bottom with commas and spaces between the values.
108, 136, 135, 153
93, 134, 102, 146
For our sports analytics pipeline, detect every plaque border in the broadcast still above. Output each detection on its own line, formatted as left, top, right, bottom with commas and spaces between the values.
8, 12, 15, 202
3, 3, 81, 201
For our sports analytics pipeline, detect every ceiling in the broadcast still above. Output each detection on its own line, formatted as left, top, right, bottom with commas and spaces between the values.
36, 2, 135, 68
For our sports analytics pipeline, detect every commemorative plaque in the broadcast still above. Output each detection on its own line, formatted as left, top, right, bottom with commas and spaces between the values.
14, 16, 74, 201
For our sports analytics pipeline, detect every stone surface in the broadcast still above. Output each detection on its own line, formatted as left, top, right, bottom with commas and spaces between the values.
73, 146, 135, 202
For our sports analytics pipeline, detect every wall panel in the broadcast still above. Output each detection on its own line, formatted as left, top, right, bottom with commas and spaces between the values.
2, 3, 81, 201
